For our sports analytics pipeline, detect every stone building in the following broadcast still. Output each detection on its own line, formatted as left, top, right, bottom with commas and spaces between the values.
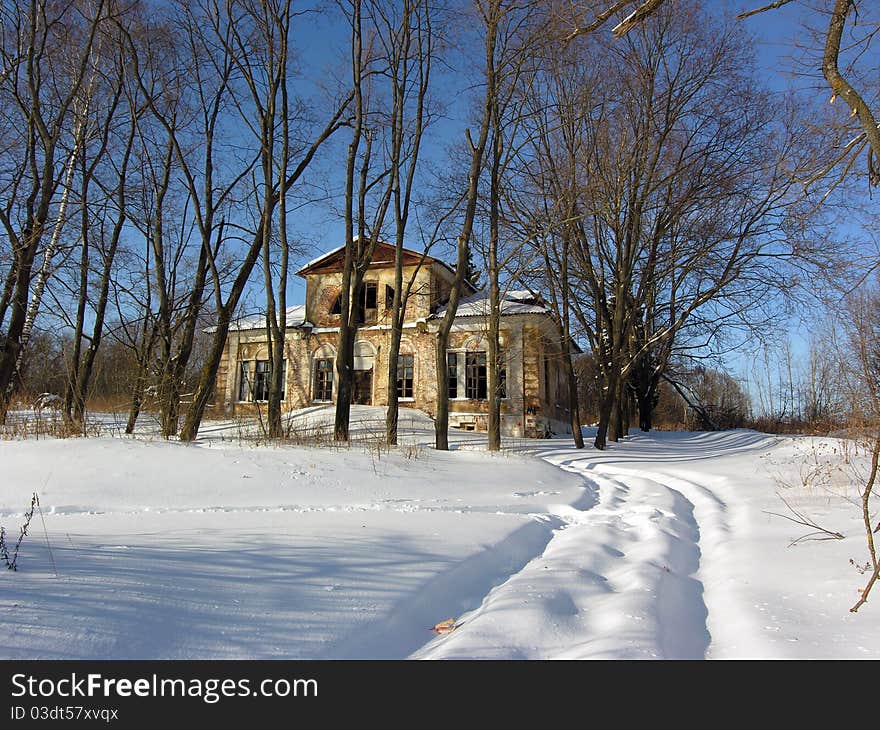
214, 241, 574, 437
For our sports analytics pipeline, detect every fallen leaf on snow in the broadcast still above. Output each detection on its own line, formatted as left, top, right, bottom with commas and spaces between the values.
432, 618, 458, 634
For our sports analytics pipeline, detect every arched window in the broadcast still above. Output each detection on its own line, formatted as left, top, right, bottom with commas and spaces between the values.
353, 340, 376, 371
312, 345, 336, 402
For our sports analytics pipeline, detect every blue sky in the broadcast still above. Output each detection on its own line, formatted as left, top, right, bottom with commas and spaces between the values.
260, 1, 871, 410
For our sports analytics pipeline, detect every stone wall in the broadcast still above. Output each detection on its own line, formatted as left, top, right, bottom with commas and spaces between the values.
215, 268, 572, 438
306, 264, 435, 328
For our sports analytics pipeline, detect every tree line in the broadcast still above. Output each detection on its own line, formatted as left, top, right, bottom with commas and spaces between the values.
0, 0, 877, 455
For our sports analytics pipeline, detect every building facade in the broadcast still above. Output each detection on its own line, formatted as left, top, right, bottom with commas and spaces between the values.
214, 242, 573, 438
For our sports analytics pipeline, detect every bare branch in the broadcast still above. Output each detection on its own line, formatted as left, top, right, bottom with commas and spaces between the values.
736, 0, 796, 21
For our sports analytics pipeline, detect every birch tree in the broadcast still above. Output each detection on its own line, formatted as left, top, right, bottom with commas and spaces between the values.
0, 0, 108, 420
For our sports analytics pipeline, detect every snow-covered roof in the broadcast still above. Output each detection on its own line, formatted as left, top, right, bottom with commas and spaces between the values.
228, 304, 309, 332
437, 290, 550, 319
298, 243, 346, 272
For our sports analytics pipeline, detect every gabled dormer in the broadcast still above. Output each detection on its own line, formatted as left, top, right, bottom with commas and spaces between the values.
296, 241, 473, 327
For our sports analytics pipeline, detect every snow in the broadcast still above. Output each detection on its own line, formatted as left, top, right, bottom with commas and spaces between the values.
227, 304, 308, 332
436, 290, 549, 319
1, 409, 877, 659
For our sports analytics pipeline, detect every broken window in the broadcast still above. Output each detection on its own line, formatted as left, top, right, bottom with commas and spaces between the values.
331, 294, 341, 315
314, 358, 334, 401
447, 352, 458, 399
355, 282, 378, 324
466, 352, 487, 400
385, 284, 395, 309
397, 354, 414, 399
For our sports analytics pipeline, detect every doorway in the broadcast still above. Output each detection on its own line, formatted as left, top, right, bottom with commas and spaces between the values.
353, 369, 373, 405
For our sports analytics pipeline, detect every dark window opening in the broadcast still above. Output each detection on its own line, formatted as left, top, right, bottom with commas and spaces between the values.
355, 282, 378, 324
447, 352, 458, 399
314, 358, 334, 401
397, 354, 414, 399
466, 352, 487, 400
385, 284, 395, 309
331, 294, 341, 315
499, 361, 507, 399
253, 360, 270, 401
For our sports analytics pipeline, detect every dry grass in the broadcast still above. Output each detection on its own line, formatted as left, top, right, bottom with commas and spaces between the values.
1, 410, 103, 440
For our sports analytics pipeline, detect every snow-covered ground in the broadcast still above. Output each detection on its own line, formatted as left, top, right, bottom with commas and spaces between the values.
0, 406, 877, 659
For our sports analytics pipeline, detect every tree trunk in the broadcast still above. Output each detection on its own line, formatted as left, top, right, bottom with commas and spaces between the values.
487, 110, 502, 452
334, 319, 354, 442
267, 333, 285, 439
386, 322, 403, 446
637, 390, 653, 431
594, 364, 619, 450
434, 331, 451, 450
179, 318, 230, 442
564, 351, 584, 448
125, 384, 143, 435
178, 98, 349, 443
594, 398, 611, 450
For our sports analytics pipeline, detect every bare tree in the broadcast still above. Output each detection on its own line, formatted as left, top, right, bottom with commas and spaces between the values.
178, 0, 350, 442
0, 0, 109, 421
64, 28, 139, 427
378, 0, 435, 447
433, 0, 499, 451
517, 1, 833, 449
225, 0, 300, 440
331, 0, 387, 442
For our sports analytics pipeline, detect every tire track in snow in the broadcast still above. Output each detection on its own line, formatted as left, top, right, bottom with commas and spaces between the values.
587, 464, 771, 658
414, 456, 714, 659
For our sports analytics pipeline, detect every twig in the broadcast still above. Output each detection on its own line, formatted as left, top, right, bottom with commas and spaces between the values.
764, 492, 845, 546
0, 493, 37, 571
851, 562, 879, 613
35, 494, 58, 579
851, 437, 879, 611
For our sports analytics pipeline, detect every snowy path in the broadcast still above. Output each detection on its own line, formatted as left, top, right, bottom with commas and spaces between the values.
414, 456, 715, 658
416, 430, 880, 659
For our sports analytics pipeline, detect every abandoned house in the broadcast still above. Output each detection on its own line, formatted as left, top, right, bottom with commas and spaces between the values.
214, 241, 574, 437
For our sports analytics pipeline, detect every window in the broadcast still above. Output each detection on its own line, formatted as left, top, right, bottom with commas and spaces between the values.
363, 282, 377, 309
466, 352, 487, 400
239, 360, 285, 402
238, 361, 251, 401
331, 294, 341, 315
385, 284, 395, 309
397, 354, 414, 399
355, 282, 378, 323
450, 351, 503, 400
253, 360, 270, 401
447, 352, 458, 399
314, 358, 334, 401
